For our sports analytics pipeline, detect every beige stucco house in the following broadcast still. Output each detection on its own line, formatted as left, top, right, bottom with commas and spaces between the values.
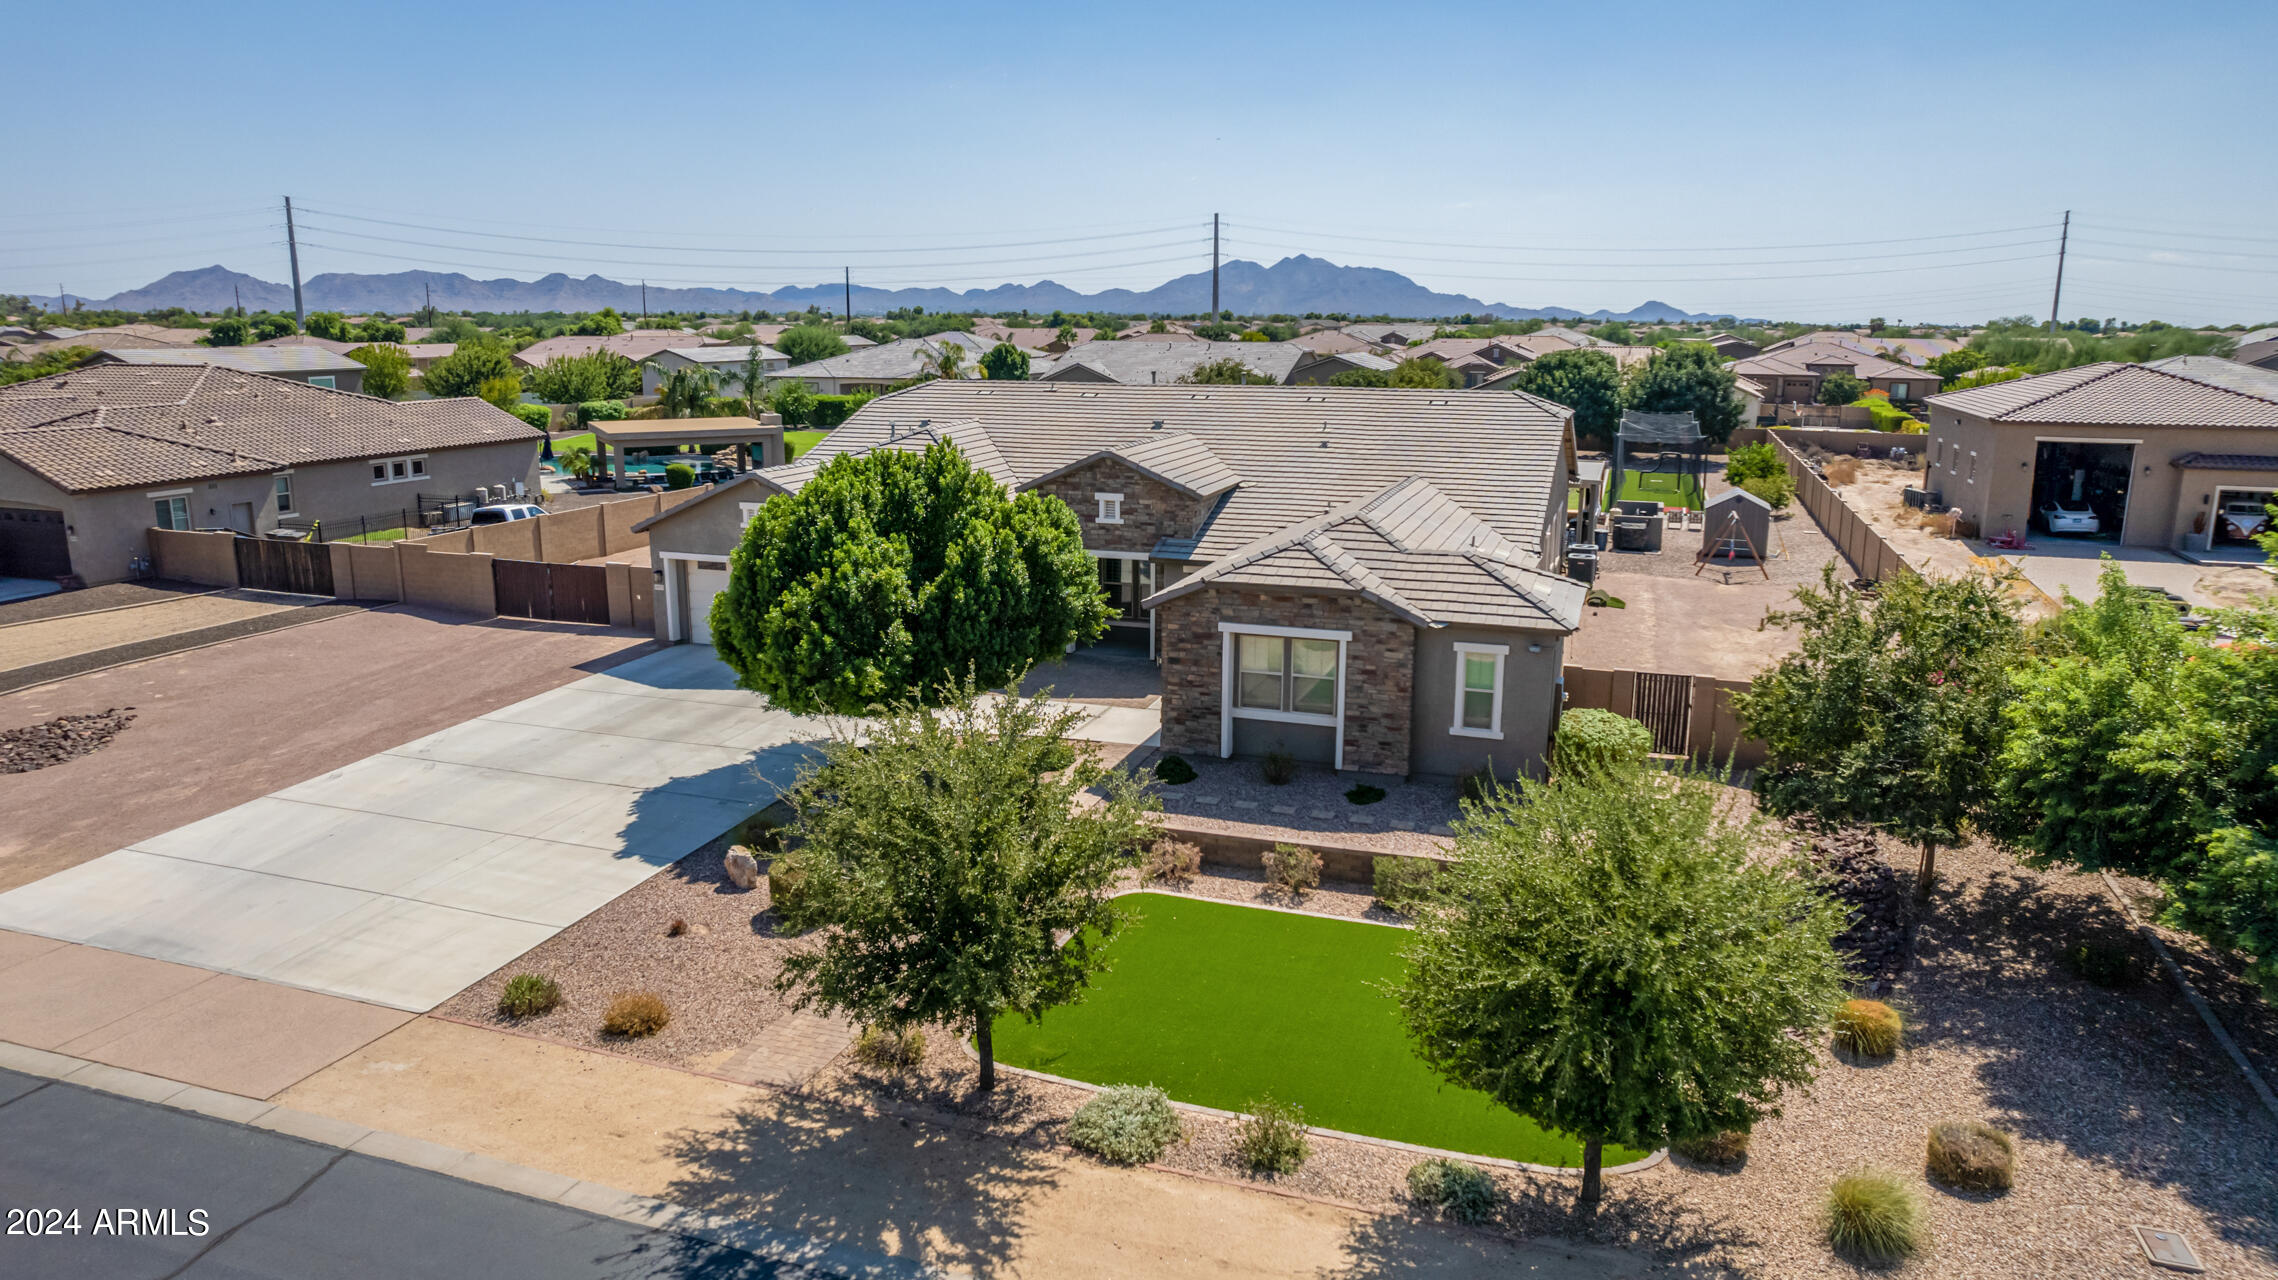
632, 382, 1586, 782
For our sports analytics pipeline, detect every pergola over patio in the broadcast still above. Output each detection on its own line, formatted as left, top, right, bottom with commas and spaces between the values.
592, 416, 787, 486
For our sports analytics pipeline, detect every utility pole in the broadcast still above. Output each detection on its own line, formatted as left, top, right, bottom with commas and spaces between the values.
423, 280, 432, 325
641, 280, 648, 324
283, 196, 305, 326
233, 283, 241, 315
843, 267, 851, 324
1211, 213, 1220, 320
58, 283, 67, 313
2045, 210, 2070, 334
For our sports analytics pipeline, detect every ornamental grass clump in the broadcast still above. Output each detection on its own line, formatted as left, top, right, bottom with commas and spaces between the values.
1832, 999, 1903, 1057
1671, 1128, 1751, 1167
497, 973, 561, 1018
1236, 1096, 1309, 1173
601, 991, 671, 1038
853, 1024, 927, 1071
1824, 1169, 1928, 1263
1372, 857, 1438, 914
1066, 1085, 1184, 1165
1925, 1119, 2016, 1192
1405, 1158, 1497, 1224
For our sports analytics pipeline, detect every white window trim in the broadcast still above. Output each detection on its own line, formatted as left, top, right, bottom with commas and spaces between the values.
306, 375, 336, 389
369, 454, 430, 486
1450, 641, 1508, 740
1095, 492, 1124, 524
146, 487, 193, 499
1217, 622, 1348, 770
738, 501, 761, 527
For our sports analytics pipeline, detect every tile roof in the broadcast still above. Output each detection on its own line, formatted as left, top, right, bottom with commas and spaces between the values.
99, 346, 366, 375
1397, 337, 1497, 364
774, 333, 989, 382
2170, 452, 2278, 471
756, 382, 1576, 631
1027, 430, 1241, 499
1288, 329, 1383, 355
4, 332, 189, 362
0, 364, 538, 493
257, 335, 362, 355
1731, 341, 1935, 383
1030, 340, 1307, 385
1928, 360, 2278, 428
512, 331, 725, 367
664, 343, 788, 366
2143, 355, 2278, 401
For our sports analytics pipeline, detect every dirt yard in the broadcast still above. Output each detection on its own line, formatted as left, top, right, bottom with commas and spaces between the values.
1832, 458, 1991, 582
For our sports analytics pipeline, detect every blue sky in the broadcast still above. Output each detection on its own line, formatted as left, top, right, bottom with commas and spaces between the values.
9, 1, 2276, 324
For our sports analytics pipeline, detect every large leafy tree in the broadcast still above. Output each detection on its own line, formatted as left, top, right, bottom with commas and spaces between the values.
528, 351, 638, 407
1399, 758, 1849, 1203
354, 317, 406, 343
737, 345, 774, 416
1515, 348, 1624, 439
773, 684, 1156, 1091
1815, 370, 1866, 406
205, 316, 251, 347
980, 342, 1030, 381
572, 307, 624, 336
423, 340, 518, 400
1389, 356, 1463, 389
711, 440, 1112, 715
347, 343, 412, 400
1627, 342, 1743, 442
777, 324, 849, 366
768, 378, 816, 427
1177, 357, 1274, 385
930, 341, 968, 381
1733, 566, 2023, 896
303, 311, 352, 342
251, 313, 297, 341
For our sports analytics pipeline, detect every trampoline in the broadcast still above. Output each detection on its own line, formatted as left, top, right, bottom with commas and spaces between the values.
1612, 411, 1707, 510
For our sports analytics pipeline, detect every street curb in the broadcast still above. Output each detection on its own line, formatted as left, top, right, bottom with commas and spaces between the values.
0, 1038, 965, 1280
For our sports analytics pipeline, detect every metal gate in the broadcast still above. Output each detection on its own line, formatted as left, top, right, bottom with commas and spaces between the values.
1632, 672, 1693, 755
233, 535, 334, 596
492, 559, 611, 624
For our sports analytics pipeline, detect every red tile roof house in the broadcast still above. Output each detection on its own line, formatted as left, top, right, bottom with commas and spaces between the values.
1730, 341, 1943, 408
0, 365, 542, 584
632, 382, 1586, 782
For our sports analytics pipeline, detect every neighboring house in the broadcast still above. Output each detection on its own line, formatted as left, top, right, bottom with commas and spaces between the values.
769, 333, 991, 395
1289, 328, 1385, 356
512, 330, 724, 370
399, 343, 458, 379
641, 344, 789, 397
973, 324, 1098, 351
2235, 337, 2278, 371
255, 334, 360, 356
1116, 322, 1197, 341
1759, 330, 1962, 368
1342, 323, 1441, 347
1031, 340, 1308, 386
842, 334, 878, 349
1729, 341, 1942, 406
1287, 350, 1397, 385
634, 382, 1585, 781
4, 331, 194, 364
93, 345, 369, 393
1921, 356, 2278, 551
1703, 333, 1761, 359
0, 365, 541, 584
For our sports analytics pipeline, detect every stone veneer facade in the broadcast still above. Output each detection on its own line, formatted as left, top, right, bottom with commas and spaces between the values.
1027, 457, 1210, 556
1155, 586, 1415, 775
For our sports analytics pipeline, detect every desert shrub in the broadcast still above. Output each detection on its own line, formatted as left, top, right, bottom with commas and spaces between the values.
741, 809, 787, 853
1925, 1120, 2015, 1192
1263, 843, 1321, 896
665, 917, 688, 937
508, 402, 552, 429
601, 991, 671, 1037
1035, 738, 1076, 772
853, 1024, 927, 1071
1373, 857, 1437, 912
1237, 1096, 1310, 1173
1141, 837, 1202, 886
1457, 768, 1497, 804
1405, 1158, 1497, 1224
1345, 783, 1386, 805
1725, 441, 1783, 485
1672, 1129, 1752, 1166
1066, 1085, 1184, 1165
1823, 456, 1861, 486
2062, 938, 2144, 988
579, 399, 628, 421
1823, 1169, 1927, 1263
1152, 754, 1197, 785
664, 462, 696, 490
1259, 750, 1296, 785
1831, 999, 1903, 1057
498, 973, 561, 1018
1739, 470, 1794, 511
1553, 708, 1654, 775
767, 856, 808, 915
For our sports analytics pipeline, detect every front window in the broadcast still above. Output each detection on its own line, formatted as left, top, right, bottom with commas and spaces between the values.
1235, 634, 1339, 716
1451, 643, 1507, 738
153, 496, 189, 531
274, 473, 294, 513
1891, 382, 1909, 400
307, 375, 335, 389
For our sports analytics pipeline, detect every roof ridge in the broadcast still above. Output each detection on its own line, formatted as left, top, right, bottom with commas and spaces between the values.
1299, 527, 1433, 626
2136, 357, 2278, 410
1990, 361, 2132, 417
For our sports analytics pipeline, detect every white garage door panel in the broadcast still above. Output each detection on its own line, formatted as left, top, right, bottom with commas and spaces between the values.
687, 566, 730, 645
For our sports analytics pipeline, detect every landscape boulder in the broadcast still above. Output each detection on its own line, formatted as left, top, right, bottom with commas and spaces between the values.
723, 847, 760, 890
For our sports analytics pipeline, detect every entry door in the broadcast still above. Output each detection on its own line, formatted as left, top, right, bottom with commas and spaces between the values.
686, 561, 731, 644
227, 502, 255, 533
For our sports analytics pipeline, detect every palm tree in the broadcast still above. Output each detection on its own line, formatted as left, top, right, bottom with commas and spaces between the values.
655, 365, 718, 419
930, 341, 967, 382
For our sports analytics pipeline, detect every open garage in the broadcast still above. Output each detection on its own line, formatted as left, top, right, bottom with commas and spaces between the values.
2030, 439, 2132, 539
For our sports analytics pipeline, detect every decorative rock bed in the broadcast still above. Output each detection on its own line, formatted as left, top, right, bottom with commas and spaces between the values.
1, 708, 135, 774
1803, 823, 1915, 993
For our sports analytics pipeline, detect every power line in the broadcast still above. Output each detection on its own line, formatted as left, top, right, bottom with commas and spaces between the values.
1223, 217, 2061, 255
292, 221, 1207, 273
1222, 234, 2060, 271
293, 206, 1206, 255
1219, 243, 2058, 285
287, 240, 1209, 290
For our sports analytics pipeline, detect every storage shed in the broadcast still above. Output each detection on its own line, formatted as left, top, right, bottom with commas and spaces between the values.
1699, 488, 1772, 562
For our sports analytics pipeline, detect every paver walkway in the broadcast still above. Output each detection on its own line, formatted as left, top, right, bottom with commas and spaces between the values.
716, 1010, 859, 1088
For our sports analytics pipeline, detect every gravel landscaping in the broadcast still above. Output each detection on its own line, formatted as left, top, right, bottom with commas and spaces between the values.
1129, 747, 1461, 856
1, 708, 135, 774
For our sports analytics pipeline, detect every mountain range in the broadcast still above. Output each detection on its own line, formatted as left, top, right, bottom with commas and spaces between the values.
44, 255, 1736, 323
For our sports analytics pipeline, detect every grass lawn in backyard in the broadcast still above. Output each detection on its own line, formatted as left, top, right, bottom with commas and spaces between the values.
334, 527, 409, 543
992, 894, 1643, 1167
549, 431, 596, 455
1613, 464, 1704, 509
786, 429, 827, 460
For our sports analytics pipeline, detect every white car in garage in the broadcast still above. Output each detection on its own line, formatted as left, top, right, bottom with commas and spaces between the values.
2040, 500, 2101, 535
2219, 497, 2271, 541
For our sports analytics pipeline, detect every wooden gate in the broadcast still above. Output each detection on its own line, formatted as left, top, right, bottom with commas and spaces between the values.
1632, 671, 1693, 755
492, 559, 611, 624
233, 535, 334, 596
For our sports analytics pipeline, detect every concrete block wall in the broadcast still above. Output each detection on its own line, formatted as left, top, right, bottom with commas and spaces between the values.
147, 529, 239, 587
1561, 665, 1766, 771
466, 518, 540, 561
1769, 434, 1917, 583
1155, 817, 1452, 887
392, 544, 497, 617
334, 543, 404, 602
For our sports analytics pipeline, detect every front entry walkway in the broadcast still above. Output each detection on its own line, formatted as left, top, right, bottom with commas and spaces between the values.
0, 646, 827, 1012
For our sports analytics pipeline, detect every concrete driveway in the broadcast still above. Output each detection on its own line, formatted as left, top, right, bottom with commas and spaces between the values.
0, 646, 826, 1013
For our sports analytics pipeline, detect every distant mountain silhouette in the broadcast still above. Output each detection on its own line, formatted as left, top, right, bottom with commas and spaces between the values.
59, 257, 1739, 323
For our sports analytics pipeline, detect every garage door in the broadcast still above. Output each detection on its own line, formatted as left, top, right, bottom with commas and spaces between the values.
686, 561, 731, 644
0, 506, 70, 579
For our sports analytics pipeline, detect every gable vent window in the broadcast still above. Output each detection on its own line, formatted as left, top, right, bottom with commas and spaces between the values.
1095, 493, 1124, 524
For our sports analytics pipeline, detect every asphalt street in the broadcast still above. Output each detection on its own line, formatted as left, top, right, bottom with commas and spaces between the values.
0, 1068, 788, 1279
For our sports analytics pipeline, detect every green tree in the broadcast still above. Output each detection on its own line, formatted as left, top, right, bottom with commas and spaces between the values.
1593, 321, 1635, 344
1516, 349, 1625, 439
1398, 759, 1849, 1203
1327, 368, 1390, 387
353, 317, 406, 343
655, 364, 719, 418
768, 378, 816, 427
930, 341, 968, 381
205, 316, 251, 347
1926, 348, 1987, 381
1056, 323, 1080, 346
772, 684, 1156, 1091
426, 315, 484, 344
423, 341, 518, 400
1177, 357, 1275, 385
737, 345, 775, 416
1816, 371, 1867, 405
980, 342, 1031, 381
1389, 357, 1463, 389
1733, 567, 2023, 897
1725, 441, 1783, 485
348, 343, 412, 400
1627, 343, 1743, 443
710, 440, 1112, 716
528, 351, 637, 407
777, 325, 849, 366
251, 313, 297, 341
0, 345, 98, 387
572, 308, 624, 336
304, 312, 351, 342
476, 374, 524, 414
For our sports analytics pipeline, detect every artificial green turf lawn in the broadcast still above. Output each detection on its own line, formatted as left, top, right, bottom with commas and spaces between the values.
991, 894, 1643, 1167
1613, 466, 1704, 509
785, 429, 828, 460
